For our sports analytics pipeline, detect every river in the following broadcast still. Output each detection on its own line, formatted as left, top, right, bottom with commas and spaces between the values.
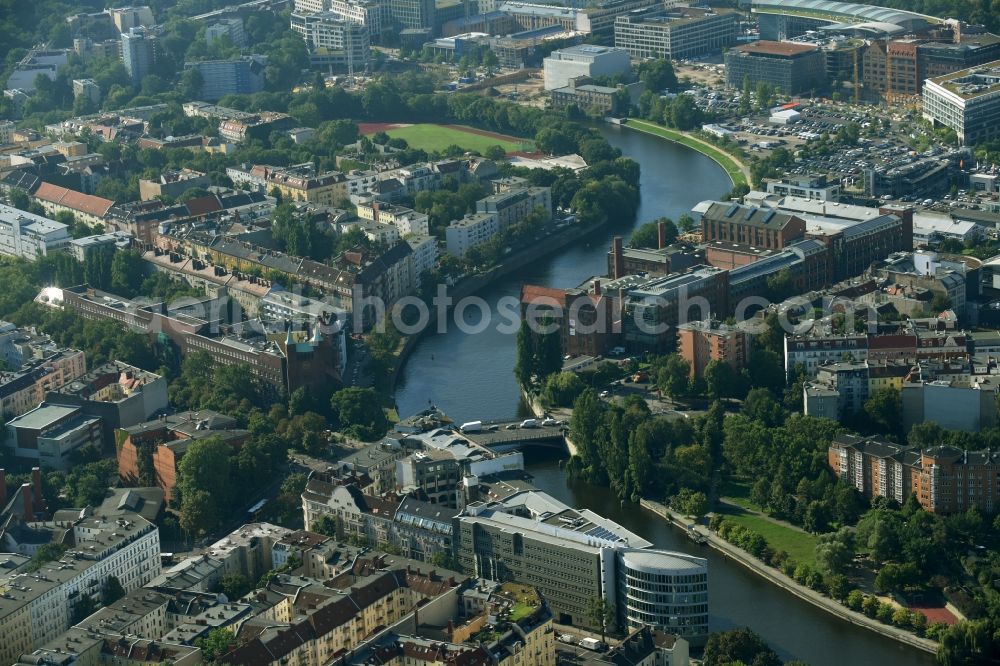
394, 125, 933, 665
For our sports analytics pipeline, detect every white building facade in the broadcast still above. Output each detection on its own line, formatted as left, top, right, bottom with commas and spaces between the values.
0, 205, 71, 260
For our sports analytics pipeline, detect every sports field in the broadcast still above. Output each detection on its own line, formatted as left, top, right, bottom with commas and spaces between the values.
362, 123, 533, 154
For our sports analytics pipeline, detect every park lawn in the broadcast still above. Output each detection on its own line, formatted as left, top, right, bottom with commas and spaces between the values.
385, 124, 531, 154
624, 118, 748, 188
721, 508, 819, 568
720, 479, 760, 511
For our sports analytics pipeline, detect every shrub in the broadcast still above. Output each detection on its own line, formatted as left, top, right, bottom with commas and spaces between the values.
862, 595, 880, 617
876, 602, 895, 623
892, 607, 912, 628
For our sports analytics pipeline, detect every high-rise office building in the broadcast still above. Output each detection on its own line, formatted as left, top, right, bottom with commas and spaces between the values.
184, 55, 268, 102
385, 0, 435, 32
205, 17, 247, 46
291, 12, 371, 73
121, 26, 156, 86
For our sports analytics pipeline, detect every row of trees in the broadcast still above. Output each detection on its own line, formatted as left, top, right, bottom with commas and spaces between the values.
568, 388, 717, 502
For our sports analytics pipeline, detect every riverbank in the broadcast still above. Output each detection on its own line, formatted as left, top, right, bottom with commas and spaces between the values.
639, 498, 939, 655
519, 386, 577, 456
622, 118, 750, 188
387, 219, 606, 392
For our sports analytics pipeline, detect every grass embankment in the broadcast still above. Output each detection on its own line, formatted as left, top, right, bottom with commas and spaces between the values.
720, 479, 819, 567
623, 118, 749, 189
384, 123, 532, 154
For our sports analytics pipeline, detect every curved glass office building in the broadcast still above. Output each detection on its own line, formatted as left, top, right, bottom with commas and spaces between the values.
618, 549, 709, 641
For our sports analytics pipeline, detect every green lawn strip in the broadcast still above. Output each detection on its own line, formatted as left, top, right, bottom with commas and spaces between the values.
721, 508, 819, 567
624, 119, 748, 188
384, 124, 531, 154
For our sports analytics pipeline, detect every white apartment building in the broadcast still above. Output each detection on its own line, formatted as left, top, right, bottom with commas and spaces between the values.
764, 175, 840, 202
543, 45, 630, 91
346, 169, 379, 196
344, 217, 401, 244
357, 202, 431, 236
475, 186, 551, 230
407, 234, 438, 284
0, 509, 161, 664
0, 120, 14, 143
446, 212, 499, 258
0, 205, 71, 260
784, 333, 870, 377
69, 231, 132, 261
71, 78, 101, 106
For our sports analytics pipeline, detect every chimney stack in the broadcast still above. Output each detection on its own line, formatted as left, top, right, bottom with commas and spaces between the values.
612, 236, 624, 279
21, 483, 33, 520
593, 279, 601, 295
0, 469, 6, 509
657, 221, 667, 249
32, 467, 43, 511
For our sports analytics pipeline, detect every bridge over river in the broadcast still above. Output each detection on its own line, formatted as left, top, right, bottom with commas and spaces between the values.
463, 420, 567, 453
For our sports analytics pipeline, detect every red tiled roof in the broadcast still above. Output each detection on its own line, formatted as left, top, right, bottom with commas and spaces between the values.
35, 181, 114, 217
521, 284, 567, 306
184, 195, 222, 217
868, 334, 916, 349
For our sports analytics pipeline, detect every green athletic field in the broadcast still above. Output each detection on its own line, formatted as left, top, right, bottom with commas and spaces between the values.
384, 124, 532, 154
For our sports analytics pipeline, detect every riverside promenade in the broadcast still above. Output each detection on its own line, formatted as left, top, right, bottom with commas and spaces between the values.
639, 498, 939, 655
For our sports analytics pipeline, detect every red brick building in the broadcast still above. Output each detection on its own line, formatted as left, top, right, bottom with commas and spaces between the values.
700, 202, 806, 250
520, 282, 620, 358
677, 320, 750, 378
117, 410, 249, 504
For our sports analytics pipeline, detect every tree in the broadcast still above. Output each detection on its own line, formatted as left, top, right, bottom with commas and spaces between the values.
673, 488, 709, 518
177, 436, 233, 536
514, 319, 536, 387
219, 573, 253, 600
569, 389, 604, 475
638, 59, 678, 93
863, 388, 901, 436
765, 268, 795, 303
312, 514, 338, 537
102, 575, 125, 605
742, 387, 785, 427
485, 145, 507, 160
746, 349, 785, 395
71, 593, 100, 624
542, 371, 586, 407
180, 488, 220, 539
330, 387, 388, 441
586, 597, 615, 642
676, 213, 696, 233
195, 628, 236, 662
704, 359, 740, 400
667, 94, 702, 131
703, 628, 781, 666
110, 251, 145, 297
803, 500, 830, 534
815, 528, 854, 574
629, 218, 677, 249
26, 542, 70, 572
8, 188, 30, 211
875, 562, 919, 594
655, 355, 690, 399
